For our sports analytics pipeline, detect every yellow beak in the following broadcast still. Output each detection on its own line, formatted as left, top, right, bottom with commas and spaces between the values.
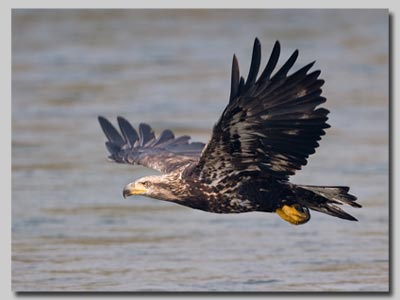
122, 182, 147, 198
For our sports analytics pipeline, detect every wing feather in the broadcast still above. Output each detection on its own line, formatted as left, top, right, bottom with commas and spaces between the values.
153, 129, 175, 147
244, 38, 261, 89
258, 40, 280, 83
99, 116, 125, 147
138, 123, 155, 147
117, 116, 139, 148
273, 49, 299, 79
99, 117, 205, 173
229, 55, 240, 103
191, 39, 329, 183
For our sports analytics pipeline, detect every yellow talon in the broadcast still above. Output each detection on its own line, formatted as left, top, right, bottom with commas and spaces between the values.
276, 204, 310, 225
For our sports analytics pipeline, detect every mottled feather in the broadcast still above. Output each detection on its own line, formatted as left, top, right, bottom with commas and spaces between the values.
193, 40, 328, 183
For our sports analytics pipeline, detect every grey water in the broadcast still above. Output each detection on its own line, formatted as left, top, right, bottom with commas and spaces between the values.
12, 9, 389, 291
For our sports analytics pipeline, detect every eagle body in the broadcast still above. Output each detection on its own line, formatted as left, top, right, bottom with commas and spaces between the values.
129, 169, 287, 214
99, 38, 361, 225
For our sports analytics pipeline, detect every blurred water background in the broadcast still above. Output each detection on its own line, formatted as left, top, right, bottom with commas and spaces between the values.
12, 9, 389, 291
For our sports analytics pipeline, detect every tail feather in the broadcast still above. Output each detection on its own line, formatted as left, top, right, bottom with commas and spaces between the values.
296, 185, 360, 221
308, 202, 358, 221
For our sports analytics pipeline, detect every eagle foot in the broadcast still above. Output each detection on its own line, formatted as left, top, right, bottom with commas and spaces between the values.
276, 204, 310, 225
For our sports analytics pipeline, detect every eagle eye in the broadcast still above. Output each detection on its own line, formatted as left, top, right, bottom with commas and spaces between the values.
142, 181, 152, 188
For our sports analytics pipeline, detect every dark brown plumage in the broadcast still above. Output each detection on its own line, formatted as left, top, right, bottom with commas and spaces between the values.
98, 38, 360, 225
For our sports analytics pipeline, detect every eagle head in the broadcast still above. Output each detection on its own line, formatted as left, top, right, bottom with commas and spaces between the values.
122, 174, 183, 202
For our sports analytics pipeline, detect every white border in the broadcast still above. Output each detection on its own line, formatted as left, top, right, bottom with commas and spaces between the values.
3, 1, 397, 300
6, 0, 397, 9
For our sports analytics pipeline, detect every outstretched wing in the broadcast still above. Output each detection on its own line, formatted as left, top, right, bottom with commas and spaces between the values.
98, 116, 205, 173
193, 39, 329, 183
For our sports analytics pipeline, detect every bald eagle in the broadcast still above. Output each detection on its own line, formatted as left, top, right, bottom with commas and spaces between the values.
98, 38, 360, 225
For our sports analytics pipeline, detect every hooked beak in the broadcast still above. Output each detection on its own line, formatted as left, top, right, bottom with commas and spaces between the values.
122, 182, 148, 198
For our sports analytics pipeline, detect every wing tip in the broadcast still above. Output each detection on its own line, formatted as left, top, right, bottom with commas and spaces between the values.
230, 54, 240, 102
98, 115, 120, 142
244, 37, 262, 89
139, 122, 151, 129
117, 115, 127, 123
98, 115, 108, 127
346, 215, 358, 222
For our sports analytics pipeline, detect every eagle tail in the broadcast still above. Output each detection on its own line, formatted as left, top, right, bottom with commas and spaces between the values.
295, 185, 361, 221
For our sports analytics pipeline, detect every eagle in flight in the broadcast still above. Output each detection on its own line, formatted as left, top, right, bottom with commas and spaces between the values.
98, 38, 360, 225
